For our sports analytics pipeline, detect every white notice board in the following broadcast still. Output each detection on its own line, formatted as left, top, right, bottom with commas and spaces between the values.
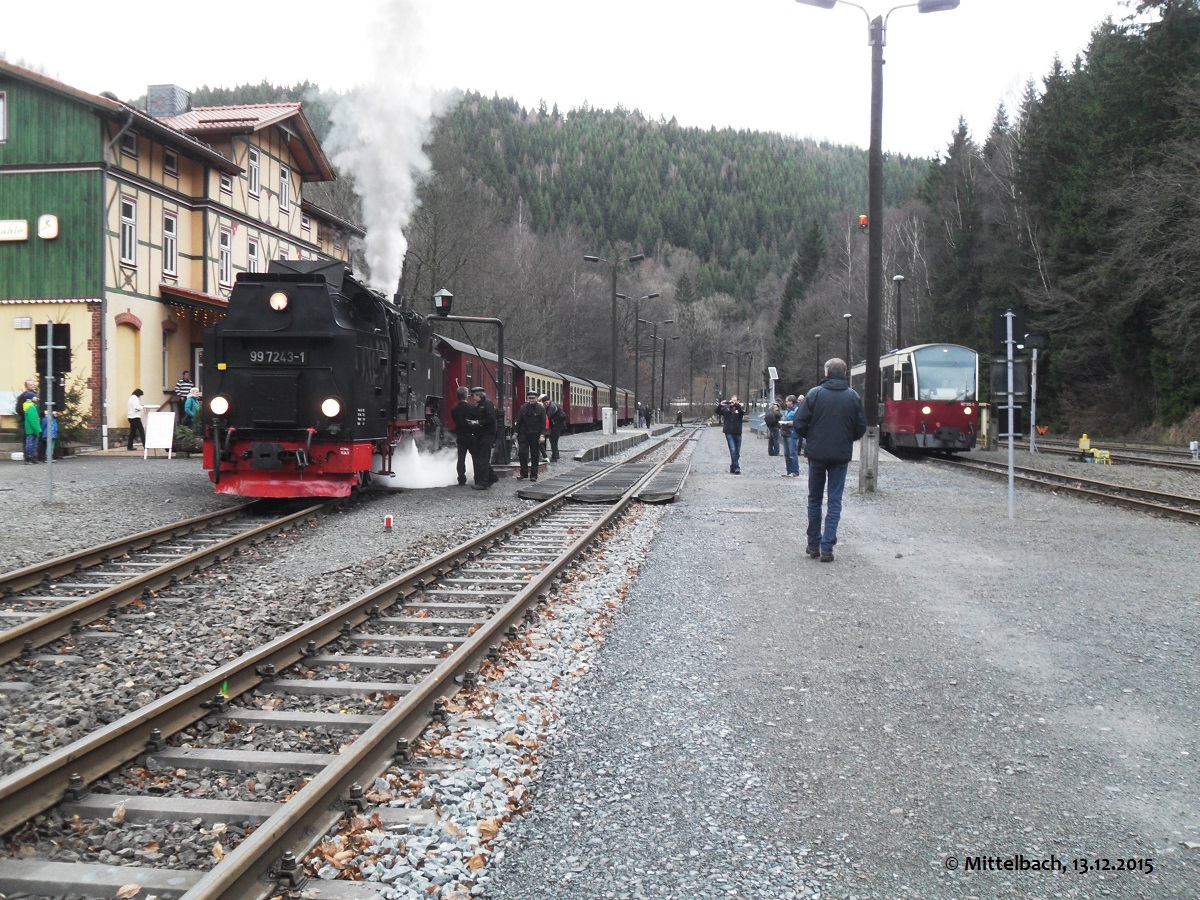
145, 410, 175, 459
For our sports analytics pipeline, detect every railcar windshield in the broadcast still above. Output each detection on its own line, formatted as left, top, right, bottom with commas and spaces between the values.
913, 345, 976, 401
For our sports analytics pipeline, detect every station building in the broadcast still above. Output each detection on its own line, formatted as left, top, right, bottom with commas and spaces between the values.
0, 60, 360, 447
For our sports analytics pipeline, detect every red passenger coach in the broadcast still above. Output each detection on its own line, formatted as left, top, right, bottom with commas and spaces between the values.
563, 374, 597, 431
851, 343, 979, 453
434, 334, 513, 432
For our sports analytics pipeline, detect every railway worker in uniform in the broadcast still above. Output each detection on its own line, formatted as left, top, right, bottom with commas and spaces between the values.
543, 394, 567, 462
126, 388, 146, 451
469, 386, 498, 490
450, 386, 475, 486
174, 370, 195, 418
794, 359, 867, 562
516, 390, 546, 482
781, 394, 802, 478
714, 395, 746, 474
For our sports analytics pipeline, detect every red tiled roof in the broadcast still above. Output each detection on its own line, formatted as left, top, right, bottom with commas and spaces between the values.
157, 103, 304, 134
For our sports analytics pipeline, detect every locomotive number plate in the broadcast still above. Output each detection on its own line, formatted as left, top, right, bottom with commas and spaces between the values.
249, 349, 308, 364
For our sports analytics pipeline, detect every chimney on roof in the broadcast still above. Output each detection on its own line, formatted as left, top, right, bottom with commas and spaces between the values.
147, 84, 191, 118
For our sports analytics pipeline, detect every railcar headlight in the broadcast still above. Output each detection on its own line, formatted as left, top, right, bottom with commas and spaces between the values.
210, 396, 230, 416
269, 291, 289, 311
921, 405, 932, 415
963, 405, 973, 416
321, 398, 342, 418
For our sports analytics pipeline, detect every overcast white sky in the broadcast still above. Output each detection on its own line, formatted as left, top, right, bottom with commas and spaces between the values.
5, 0, 1140, 158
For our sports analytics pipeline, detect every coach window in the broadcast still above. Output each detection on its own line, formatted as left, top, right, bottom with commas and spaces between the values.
119, 196, 137, 267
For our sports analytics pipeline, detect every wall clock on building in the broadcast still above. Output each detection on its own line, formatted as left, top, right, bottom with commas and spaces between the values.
37, 214, 59, 240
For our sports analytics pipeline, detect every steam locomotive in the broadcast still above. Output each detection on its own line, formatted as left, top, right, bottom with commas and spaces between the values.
850, 343, 979, 452
202, 260, 443, 497
201, 260, 635, 498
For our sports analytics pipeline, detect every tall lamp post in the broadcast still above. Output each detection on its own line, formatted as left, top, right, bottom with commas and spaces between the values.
661, 335, 679, 417
721, 364, 727, 400
640, 317, 674, 414
843, 312, 853, 364
892, 274, 904, 349
584, 252, 644, 414
794, 0, 959, 492
814, 334, 822, 385
619, 292, 660, 415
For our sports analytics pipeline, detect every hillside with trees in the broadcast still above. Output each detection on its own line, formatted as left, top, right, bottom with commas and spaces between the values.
189, 0, 1200, 433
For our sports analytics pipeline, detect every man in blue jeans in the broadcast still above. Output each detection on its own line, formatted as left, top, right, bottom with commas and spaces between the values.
794, 359, 867, 561
714, 396, 746, 474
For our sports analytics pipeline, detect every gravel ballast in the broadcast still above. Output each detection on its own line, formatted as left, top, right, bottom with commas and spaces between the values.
2, 433, 1199, 898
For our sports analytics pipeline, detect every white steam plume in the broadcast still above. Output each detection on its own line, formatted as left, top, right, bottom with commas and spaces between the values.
323, 0, 459, 294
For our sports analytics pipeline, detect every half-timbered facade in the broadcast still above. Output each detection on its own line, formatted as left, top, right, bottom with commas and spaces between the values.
0, 62, 362, 444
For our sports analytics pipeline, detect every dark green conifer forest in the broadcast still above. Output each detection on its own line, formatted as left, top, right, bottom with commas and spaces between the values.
191, 0, 1200, 434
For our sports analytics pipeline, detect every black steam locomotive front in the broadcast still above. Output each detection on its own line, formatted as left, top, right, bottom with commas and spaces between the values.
202, 260, 431, 497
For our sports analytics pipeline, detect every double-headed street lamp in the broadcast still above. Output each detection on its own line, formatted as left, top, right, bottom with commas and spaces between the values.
892, 274, 905, 349
584, 252, 644, 411
794, 0, 959, 492
844, 312, 853, 364
639, 317, 674, 412
618, 292, 660, 413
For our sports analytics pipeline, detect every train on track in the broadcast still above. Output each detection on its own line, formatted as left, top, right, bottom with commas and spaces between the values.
850, 343, 979, 453
201, 261, 633, 498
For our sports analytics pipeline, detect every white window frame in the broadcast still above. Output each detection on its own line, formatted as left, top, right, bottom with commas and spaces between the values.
162, 211, 178, 276
119, 196, 137, 267
163, 148, 178, 176
301, 213, 311, 232
162, 343, 171, 393
247, 237, 260, 273
248, 147, 260, 196
279, 165, 291, 211
0, 92, 7, 143
121, 132, 138, 158
218, 226, 233, 287
220, 172, 233, 194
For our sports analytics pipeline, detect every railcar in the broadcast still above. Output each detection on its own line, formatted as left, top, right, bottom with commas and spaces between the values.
850, 343, 979, 452
562, 373, 597, 431
434, 335, 514, 440
201, 260, 442, 497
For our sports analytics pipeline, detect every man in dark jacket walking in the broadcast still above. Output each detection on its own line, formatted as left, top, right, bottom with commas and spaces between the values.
714, 396, 747, 474
794, 359, 867, 561
516, 390, 546, 482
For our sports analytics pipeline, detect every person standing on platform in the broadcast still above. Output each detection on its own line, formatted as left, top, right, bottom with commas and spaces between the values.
469, 386, 498, 490
450, 386, 474, 486
126, 388, 146, 451
781, 394, 802, 478
714, 395, 746, 474
174, 370, 194, 418
794, 359, 867, 562
184, 389, 201, 428
544, 394, 567, 462
16, 378, 36, 457
764, 402, 782, 457
516, 390, 546, 482
22, 391, 42, 464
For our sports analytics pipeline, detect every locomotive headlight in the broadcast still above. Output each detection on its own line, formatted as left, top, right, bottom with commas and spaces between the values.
269, 291, 289, 312
921, 405, 932, 415
963, 405, 973, 416
321, 398, 342, 418
210, 396, 230, 416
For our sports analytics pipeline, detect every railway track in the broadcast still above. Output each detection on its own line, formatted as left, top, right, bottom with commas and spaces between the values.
1002, 437, 1200, 471
933, 455, 1200, 523
0, 436, 690, 899
0, 501, 330, 666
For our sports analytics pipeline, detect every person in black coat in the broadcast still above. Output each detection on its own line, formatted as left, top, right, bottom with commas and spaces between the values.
469, 386, 498, 490
515, 390, 546, 482
714, 396, 746, 474
794, 358, 867, 562
449, 386, 475, 486
544, 394, 567, 461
